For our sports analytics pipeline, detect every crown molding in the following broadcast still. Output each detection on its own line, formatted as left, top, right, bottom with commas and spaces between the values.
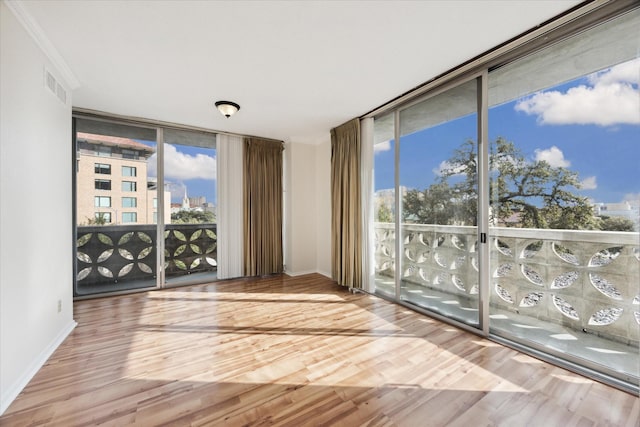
4, 0, 81, 90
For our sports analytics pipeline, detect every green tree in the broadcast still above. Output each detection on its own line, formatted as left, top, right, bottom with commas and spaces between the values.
599, 216, 636, 232
403, 137, 598, 230
376, 203, 394, 223
171, 210, 216, 224
84, 213, 109, 226
402, 182, 458, 224
489, 137, 597, 229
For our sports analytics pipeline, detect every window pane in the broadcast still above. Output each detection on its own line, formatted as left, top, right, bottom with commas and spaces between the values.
95, 146, 111, 157
122, 149, 138, 160
122, 197, 137, 208
373, 112, 395, 298
122, 181, 137, 192
94, 163, 110, 174
94, 212, 111, 223
94, 179, 111, 190
122, 212, 137, 223
488, 10, 639, 384
122, 166, 136, 177
163, 133, 217, 285
94, 196, 111, 207
398, 78, 479, 328
75, 126, 158, 296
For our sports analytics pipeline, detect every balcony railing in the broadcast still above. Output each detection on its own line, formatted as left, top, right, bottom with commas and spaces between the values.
76, 223, 217, 292
375, 223, 639, 346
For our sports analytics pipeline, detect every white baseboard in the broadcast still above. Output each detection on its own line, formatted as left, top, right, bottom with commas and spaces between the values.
316, 270, 332, 279
283, 269, 332, 279
285, 269, 318, 277
0, 319, 77, 415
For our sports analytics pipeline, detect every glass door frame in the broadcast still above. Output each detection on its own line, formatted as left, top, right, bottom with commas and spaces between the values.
72, 113, 218, 298
384, 71, 490, 336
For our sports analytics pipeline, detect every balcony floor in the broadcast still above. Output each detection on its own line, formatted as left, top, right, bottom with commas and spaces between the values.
75, 271, 218, 297
375, 278, 639, 387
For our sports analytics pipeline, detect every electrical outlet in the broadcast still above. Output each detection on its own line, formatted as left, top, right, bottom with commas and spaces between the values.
57, 300, 62, 313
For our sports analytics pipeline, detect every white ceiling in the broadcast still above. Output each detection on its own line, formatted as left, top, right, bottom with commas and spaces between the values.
18, 0, 581, 144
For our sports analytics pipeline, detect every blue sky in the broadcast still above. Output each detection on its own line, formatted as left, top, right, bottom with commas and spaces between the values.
142, 142, 217, 205
375, 59, 640, 205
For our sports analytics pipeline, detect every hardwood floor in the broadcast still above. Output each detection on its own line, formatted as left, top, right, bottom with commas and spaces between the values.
1, 274, 638, 426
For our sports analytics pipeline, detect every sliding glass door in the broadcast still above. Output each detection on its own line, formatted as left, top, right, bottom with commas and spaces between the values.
370, 6, 639, 390
373, 78, 482, 329
74, 120, 159, 296
373, 112, 396, 299
163, 130, 218, 286
487, 9, 639, 385
74, 119, 219, 296
397, 78, 480, 327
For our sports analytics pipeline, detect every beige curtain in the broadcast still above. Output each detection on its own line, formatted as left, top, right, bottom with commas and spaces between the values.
243, 138, 284, 276
331, 119, 362, 288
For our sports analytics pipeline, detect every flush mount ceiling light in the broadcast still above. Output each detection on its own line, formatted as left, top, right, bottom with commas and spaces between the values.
215, 101, 240, 118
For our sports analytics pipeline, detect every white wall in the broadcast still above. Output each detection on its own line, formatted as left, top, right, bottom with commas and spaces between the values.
284, 142, 318, 276
315, 139, 331, 277
0, 2, 75, 414
283, 139, 332, 278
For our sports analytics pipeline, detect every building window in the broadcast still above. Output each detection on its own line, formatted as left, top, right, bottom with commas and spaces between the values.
122, 197, 137, 208
122, 149, 139, 160
94, 196, 111, 207
153, 198, 158, 209
153, 212, 158, 223
122, 166, 137, 177
95, 146, 111, 157
95, 212, 111, 223
95, 179, 111, 190
122, 181, 137, 192
122, 212, 137, 223
94, 163, 111, 174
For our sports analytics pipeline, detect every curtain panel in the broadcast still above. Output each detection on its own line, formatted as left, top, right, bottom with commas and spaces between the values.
243, 138, 284, 276
360, 118, 375, 292
331, 119, 362, 288
216, 134, 244, 279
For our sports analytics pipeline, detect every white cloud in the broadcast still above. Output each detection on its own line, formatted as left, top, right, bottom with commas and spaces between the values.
148, 144, 216, 181
579, 176, 597, 190
515, 58, 640, 126
623, 193, 640, 203
165, 181, 187, 203
433, 160, 467, 177
374, 140, 391, 153
534, 146, 570, 168
589, 59, 640, 86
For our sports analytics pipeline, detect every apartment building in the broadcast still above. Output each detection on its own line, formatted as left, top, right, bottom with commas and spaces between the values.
76, 132, 170, 225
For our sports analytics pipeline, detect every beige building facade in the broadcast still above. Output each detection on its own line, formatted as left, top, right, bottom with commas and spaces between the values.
76, 132, 170, 225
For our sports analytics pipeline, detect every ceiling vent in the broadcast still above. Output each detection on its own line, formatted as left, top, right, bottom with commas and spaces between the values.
44, 67, 68, 105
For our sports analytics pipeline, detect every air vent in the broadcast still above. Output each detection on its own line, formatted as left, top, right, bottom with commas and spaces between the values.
44, 67, 68, 105
45, 69, 56, 92
56, 82, 67, 104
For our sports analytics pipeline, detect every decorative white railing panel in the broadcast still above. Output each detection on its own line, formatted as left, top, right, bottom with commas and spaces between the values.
375, 223, 639, 345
